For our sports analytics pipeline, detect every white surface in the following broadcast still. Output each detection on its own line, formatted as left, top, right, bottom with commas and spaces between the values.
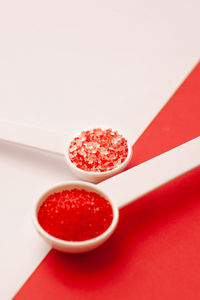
0, 0, 200, 299
99, 137, 200, 208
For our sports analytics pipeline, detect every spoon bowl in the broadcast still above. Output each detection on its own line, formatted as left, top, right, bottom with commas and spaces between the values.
33, 181, 119, 253
65, 138, 133, 183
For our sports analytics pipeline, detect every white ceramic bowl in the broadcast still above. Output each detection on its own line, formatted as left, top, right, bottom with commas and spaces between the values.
65, 129, 132, 183
33, 181, 119, 253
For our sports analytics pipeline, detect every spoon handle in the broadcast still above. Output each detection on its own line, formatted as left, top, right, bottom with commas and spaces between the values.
0, 120, 67, 155
98, 137, 200, 209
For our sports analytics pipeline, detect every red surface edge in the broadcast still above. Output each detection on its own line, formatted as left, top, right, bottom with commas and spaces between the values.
14, 63, 200, 300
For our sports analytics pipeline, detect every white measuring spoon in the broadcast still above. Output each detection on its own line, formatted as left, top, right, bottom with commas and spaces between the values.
0, 121, 132, 183
33, 137, 200, 253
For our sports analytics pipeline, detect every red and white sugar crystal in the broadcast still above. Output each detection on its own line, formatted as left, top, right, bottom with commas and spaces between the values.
68, 128, 128, 172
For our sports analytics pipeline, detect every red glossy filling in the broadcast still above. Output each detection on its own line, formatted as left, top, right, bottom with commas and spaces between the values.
68, 128, 128, 172
38, 189, 113, 242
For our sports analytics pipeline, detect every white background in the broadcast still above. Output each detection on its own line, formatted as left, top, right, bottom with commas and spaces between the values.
0, 0, 199, 299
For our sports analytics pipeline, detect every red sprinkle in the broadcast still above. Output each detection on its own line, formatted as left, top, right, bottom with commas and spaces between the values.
68, 128, 128, 172
38, 189, 113, 242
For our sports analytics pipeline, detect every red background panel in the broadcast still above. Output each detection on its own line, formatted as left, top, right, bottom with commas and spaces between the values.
14, 63, 200, 300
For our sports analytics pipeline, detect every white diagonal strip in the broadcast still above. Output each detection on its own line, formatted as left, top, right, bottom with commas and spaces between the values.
99, 137, 200, 208
0, 120, 67, 156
